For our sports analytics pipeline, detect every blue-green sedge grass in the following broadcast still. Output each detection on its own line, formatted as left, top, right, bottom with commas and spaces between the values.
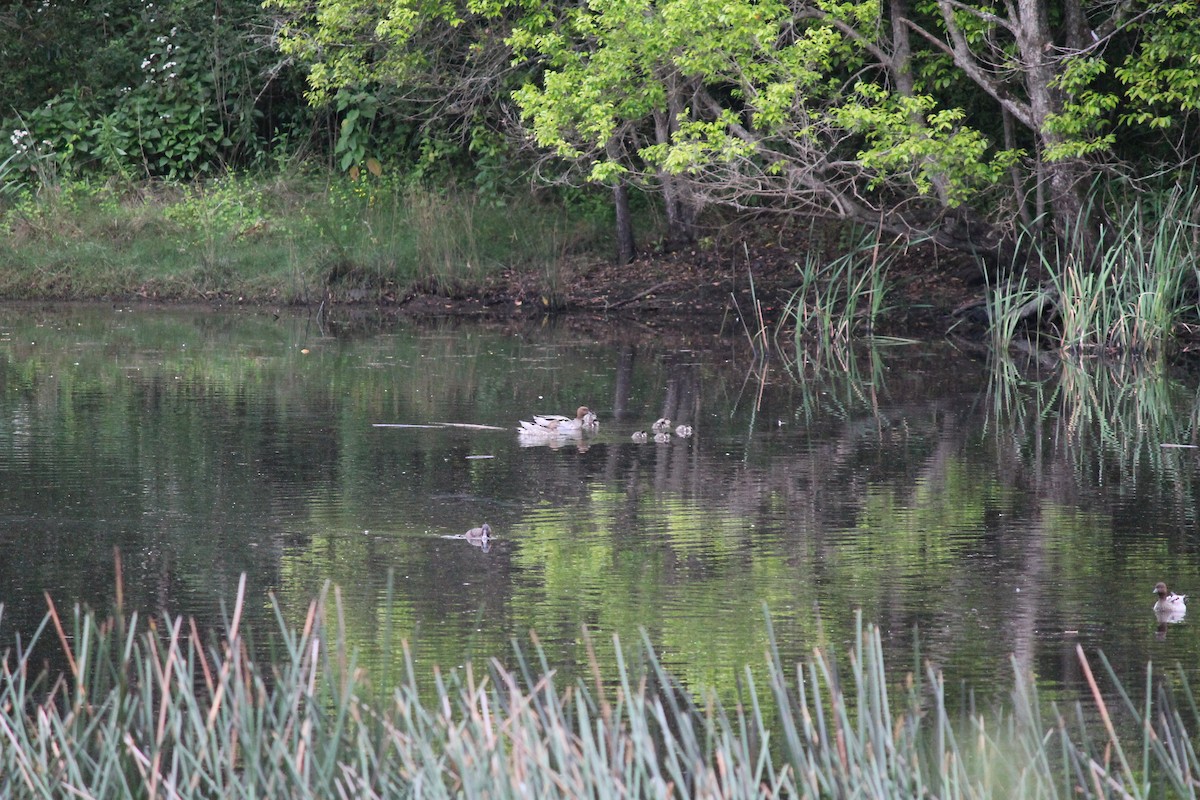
6, 589, 1200, 797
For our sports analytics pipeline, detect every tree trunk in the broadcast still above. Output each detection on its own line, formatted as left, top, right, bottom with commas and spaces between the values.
889, 0, 914, 96
653, 76, 701, 247
659, 172, 699, 247
614, 181, 636, 265
889, 0, 954, 206
605, 134, 637, 265
1014, 0, 1096, 257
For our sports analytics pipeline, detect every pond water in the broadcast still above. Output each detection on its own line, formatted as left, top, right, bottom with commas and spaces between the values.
2, 304, 1199, 705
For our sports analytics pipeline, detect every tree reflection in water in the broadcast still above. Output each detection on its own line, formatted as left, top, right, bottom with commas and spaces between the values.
0, 306, 1196, 708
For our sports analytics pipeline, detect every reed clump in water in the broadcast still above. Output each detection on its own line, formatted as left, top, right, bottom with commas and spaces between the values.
977, 183, 1200, 358
782, 227, 893, 351
2, 582, 1197, 798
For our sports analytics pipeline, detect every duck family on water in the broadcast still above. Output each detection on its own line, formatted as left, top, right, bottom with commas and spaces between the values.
452, 406, 698, 548
518, 406, 694, 443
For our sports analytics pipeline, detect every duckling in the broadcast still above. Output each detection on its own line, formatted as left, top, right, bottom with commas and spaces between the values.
651, 418, 671, 434
674, 424, 693, 437
654, 432, 671, 444
631, 430, 648, 442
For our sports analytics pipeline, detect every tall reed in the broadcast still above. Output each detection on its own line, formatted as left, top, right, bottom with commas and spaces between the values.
4, 583, 1200, 798
982, 267, 1047, 353
782, 228, 892, 350
1048, 185, 1199, 357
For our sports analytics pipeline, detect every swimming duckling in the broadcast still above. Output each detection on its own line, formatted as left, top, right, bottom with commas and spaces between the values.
631, 430, 648, 442
674, 424, 693, 437
651, 418, 671, 434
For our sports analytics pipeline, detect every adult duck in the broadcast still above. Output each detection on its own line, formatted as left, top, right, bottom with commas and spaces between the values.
463, 523, 492, 552
1153, 582, 1187, 614
465, 523, 492, 543
519, 406, 598, 436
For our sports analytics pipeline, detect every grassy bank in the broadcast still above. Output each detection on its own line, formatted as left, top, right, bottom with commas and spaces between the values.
2, 578, 1197, 798
4, 169, 1200, 357
0, 171, 612, 305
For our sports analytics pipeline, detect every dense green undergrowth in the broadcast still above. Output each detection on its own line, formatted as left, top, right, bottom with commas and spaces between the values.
0, 171, 612, 304
2, 578, 1198, 798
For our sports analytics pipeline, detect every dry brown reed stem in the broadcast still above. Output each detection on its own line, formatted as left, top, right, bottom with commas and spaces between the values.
114, 548, 124, 616
188, 616, 213, 696
1077, 644, 1139, 796
204, 576, 241, 732
43, 592, 76, 681
584, 627, 612, 729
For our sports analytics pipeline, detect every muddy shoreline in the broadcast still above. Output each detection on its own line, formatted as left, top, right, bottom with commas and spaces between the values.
375, 238, 981, 339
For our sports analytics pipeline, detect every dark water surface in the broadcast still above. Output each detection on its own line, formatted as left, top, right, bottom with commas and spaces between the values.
2, 304, 1200, 703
